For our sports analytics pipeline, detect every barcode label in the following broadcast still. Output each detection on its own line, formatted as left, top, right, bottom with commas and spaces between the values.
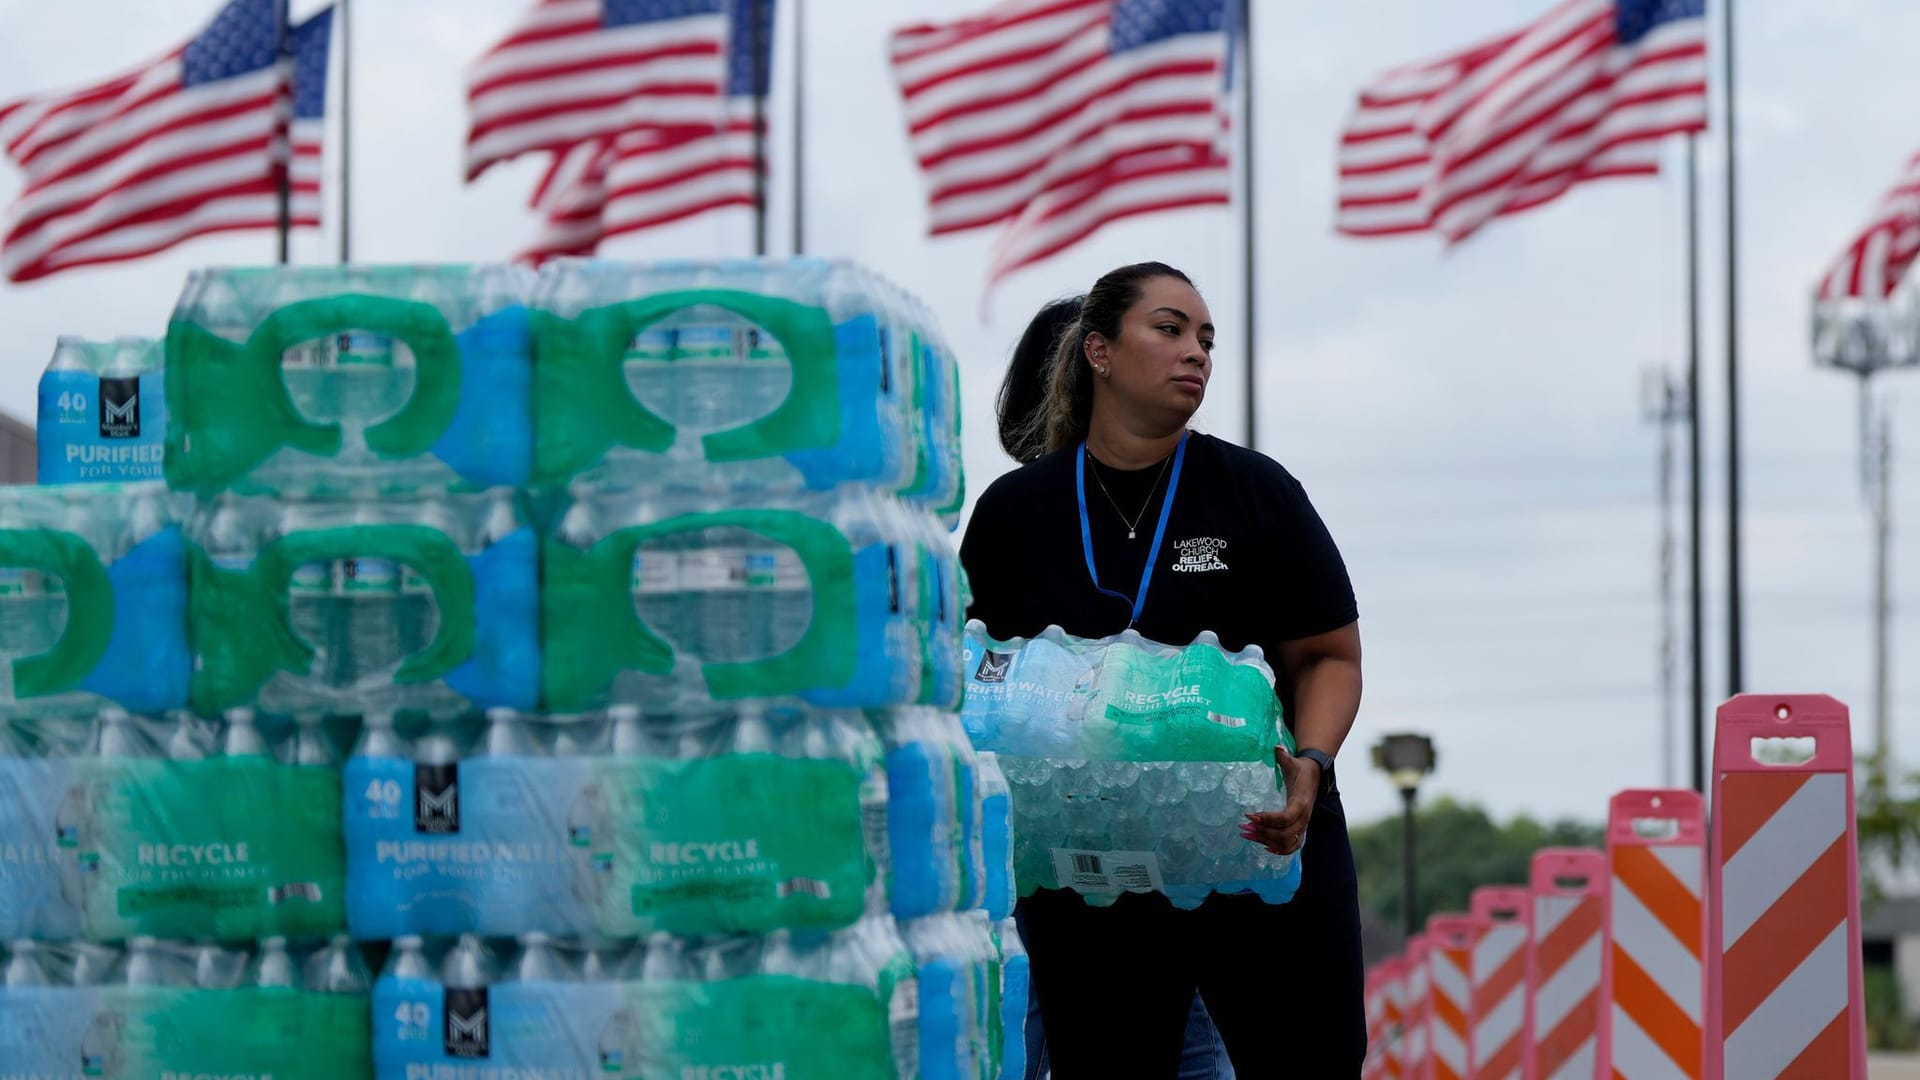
777, 877, 832, 899
269, 881, 325, 904
1050, 847, 1164, 895
1206, 711, 1247, 729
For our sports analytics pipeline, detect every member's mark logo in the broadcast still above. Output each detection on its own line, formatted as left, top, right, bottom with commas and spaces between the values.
975, 651, 1012, 683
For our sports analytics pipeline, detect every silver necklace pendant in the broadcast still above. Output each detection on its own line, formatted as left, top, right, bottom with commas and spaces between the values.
1128, 529, 1137, 540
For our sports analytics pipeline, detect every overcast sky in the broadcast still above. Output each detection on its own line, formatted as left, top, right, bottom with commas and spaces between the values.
0, 0, 1914, 830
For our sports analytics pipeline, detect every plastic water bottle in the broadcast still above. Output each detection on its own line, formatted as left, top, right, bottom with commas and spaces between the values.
442, 933, 495, 1058
880, 710, 960, 919
977, 752, 1014, 922
387, 935, 433, 982
340, 528, 403, 690
372, 934, 436, 1073
165, 710, 212, 760
80, 950, 127, 1076
352, 709, 408, 760
397, 500, 450, 664
414, 721, 462, 835
4, 938, 48, 986
686, 525, 749, 662
757, 536, 810, 661
509, 931, 570, 982
640, 932, 693, 982
220, 707, 271, 758
732, 703, 778, 754
905, 915, 973, 1080
70, 942, 123, 985
444, 935, 495, 987
99, 706, 154, 758
288, 713, 336, 766
482, 706, 537, 758
304, 935, 370, 994
127, 936, 193, 986
623, 322, 682, 441
609, 704, 645, 756
248, 936, 297, 988
194, 941, 244, 989
279, 525, 338, 684
630, 527, 684, 656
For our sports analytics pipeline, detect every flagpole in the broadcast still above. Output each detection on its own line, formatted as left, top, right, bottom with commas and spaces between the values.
1686, 136, 1706, 793
275, 0, 292, 264
338, 0, 351, 264
750, 0, 768, 257
1238, 0, 1256, 451
1723, 0, 1744, 695
790, 0, 805, 255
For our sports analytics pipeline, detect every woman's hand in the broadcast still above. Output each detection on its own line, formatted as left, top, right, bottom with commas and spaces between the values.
1240, 746, 1321, 857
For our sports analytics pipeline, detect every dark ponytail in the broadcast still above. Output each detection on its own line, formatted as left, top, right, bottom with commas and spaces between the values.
995, 261, 1195, 462
995, 297, 1082, 463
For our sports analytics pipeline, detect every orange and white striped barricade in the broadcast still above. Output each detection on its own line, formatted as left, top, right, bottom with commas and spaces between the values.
1405, 934, 1432, 1079
1367, 953, 1413, 1068
1708, 694, 1867, 1079
1601, 788, 1705, 1079
1380, 954, 1410, 1078
1364, 959, 1397, 1079
1529, 848, 1605, 1079
1427, 914, 1478, 1080
1470, 886, 1533, 1080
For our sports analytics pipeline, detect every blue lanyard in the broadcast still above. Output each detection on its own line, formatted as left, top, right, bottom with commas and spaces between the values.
1076, 431, 1188, 628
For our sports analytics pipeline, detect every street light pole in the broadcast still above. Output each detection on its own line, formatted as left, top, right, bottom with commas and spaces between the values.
1400, 786, 1419, 939
1373, 732, 1438, 941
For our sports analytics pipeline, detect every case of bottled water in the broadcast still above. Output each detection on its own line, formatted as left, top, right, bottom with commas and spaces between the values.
372, 920, 918, 1080
961, 622, 1281, 763
3, 710, 347, 941
0, 935, 371, 1078
0, 482, 188, 717
543, 486, 959, 712
532, 257, 935, 494
347, 705, 892, 941
576, 704, 891, 938
961, 623, 1303, 908
187, 488, 540, 716
876, 708, 986, 920
37, 336, 168, 485
165, 264, 536, 496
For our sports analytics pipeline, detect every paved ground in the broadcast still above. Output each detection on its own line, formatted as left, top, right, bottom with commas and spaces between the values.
1875, 1053, 1920, 1078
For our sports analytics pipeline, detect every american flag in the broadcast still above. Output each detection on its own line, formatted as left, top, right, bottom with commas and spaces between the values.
514, 0, 773, 262
1336, 0, 1708, 243
288, 7, 333, 226
1815, 151, 1920, 305
464, 0, 750, 182
889, 0, 1233, 287
0, 0, 332, 284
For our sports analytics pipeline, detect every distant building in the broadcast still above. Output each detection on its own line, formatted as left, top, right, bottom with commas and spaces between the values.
1866, 895, 1920, 1024
0, 411, 33, 483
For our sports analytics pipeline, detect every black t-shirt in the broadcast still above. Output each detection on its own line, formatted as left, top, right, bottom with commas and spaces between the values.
959, 431, 1357, 730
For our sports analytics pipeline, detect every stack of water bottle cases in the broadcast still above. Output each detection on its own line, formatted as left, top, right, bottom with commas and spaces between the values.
0, 258, 1029, 1079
